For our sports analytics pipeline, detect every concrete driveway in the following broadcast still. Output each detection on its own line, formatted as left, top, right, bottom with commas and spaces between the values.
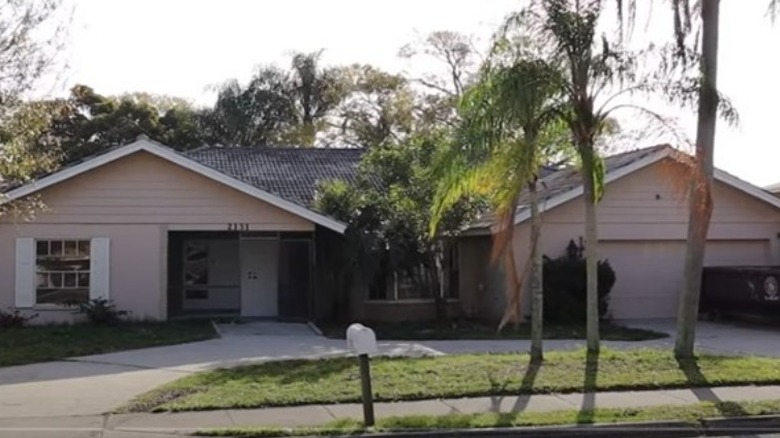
0, 319, 776, 419
623, 319, 780, 357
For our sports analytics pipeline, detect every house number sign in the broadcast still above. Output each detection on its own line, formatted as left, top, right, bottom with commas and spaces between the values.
227, 223, 249, 231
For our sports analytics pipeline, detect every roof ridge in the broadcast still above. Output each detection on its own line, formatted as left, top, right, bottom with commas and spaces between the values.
188, 145, 364, 151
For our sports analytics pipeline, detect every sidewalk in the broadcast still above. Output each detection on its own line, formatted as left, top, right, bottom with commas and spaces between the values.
1, 385, 778, 436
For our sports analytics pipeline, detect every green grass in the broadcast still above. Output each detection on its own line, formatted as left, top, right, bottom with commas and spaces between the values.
320, 320, 667, 341
124, 348, 780, 413
0, 320, 217, 367
197, 399, 780, 437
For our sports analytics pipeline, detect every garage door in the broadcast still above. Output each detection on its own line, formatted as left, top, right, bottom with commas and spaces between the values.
601, 239, 770, 320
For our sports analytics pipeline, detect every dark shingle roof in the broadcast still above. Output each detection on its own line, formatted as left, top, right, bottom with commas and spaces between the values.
470, 144, 672, 229
185, 147, 365, 208
517, 144, 670, 212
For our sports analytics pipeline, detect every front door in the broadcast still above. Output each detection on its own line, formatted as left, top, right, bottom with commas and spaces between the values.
278, 240, 311, 319
240, 239, 279, 317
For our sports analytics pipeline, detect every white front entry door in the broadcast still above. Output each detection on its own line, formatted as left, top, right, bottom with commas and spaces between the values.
240, 239, 279, 317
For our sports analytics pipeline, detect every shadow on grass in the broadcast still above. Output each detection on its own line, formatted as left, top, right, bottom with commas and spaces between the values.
510, 357, 543, 413
576, 349, 599, 424
487, 356, 542, 413
676, 357, 748, 418
193, 357, 356, 387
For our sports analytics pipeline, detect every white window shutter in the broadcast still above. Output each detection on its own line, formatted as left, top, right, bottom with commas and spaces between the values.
90, 238, 110, 300
15, 238, 35, 308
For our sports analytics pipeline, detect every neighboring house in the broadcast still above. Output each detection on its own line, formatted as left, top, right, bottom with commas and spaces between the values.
3, 139, 780, 324
459, 145, 780, 320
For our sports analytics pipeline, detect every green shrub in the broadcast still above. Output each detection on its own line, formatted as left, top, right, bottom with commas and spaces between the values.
76, 298, 129, 325
0, 308, 38, 328
542, 239, 616, 322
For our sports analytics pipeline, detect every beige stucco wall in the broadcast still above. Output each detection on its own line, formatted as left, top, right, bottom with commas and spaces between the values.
0, 151, 315, 322
465, 158, 780, 321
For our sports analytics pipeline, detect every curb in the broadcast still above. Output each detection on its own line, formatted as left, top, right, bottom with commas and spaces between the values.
314, 415, 780, 438
353, 422, 699, 438
703, 414, 780, 432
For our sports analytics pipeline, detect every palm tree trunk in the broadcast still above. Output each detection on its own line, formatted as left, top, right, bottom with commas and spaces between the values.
675, 0, 720, 359
529, 178, 544, 361
581, 152, 600, 353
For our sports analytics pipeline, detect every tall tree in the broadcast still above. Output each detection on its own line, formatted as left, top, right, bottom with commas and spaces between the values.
328, 64, 415, 148
207, 52, 348, 147
506, 0, 678, 353
205, 67, 297, 146
287, 51, 348, 146
675, 0, 720, 359
400, 30, 480, 127
29, 85, 206, 164
0, 0, 68, 218
431, 58, 565, 361
318, 131, 479, 321
614, 0, 771, 358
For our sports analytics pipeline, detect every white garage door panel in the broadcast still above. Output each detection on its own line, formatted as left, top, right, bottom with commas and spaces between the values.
601, 241, 685, 320
600, 239, 771, 320
704, 240, 770, 266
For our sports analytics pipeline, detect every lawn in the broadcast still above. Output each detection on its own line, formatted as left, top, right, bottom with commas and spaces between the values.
124, 348, 780, 412
198, 399, 780, 437
319, 320, 667, 341
0, 320, 217, 367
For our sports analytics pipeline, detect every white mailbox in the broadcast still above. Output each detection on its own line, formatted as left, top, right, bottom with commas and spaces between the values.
346, 323, 378, 356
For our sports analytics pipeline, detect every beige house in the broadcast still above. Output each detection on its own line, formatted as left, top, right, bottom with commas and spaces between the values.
0, 138, 361, 323
459, 145, 780, 320
2, 139, 779, 324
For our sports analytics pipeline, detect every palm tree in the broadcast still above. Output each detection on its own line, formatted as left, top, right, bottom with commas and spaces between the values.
430, 58, 564, 361
674, 0, 720, 360
288, 51, 347, 146
505, 0, 682, 353
614, 0, 776, 359
509, 0, 621, 353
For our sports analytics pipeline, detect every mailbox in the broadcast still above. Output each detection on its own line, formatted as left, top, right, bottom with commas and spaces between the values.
346, 323, 378, 356
346, 323, 377, 427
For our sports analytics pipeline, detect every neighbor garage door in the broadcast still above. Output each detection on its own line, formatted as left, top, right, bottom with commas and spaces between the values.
601, 239, 770, 320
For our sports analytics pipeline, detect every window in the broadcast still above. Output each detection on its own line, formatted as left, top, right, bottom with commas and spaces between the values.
368, 246, 460, 301
447, 244, 460, 299
35, 239, 90, 305
395, 267, 434, 300
183, 241, 209, 287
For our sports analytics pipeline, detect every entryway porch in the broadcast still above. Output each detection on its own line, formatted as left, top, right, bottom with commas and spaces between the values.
166, 231, 313, 320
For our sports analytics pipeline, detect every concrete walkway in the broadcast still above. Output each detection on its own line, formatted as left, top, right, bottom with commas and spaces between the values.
1, 385, 778, 436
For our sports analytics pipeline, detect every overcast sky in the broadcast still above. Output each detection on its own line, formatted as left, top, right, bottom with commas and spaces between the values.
57, 0, 780, 187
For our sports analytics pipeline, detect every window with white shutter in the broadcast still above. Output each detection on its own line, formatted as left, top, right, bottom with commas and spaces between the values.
89, 237, 110, 300
35, 239, 91, 305
15, 238, 35, 308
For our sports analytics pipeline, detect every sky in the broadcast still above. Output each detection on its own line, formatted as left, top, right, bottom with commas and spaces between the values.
54, 0, 780, 187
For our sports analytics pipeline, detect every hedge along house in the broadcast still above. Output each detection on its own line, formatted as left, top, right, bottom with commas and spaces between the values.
459, 145, 780, 321
0, 137, 370, 322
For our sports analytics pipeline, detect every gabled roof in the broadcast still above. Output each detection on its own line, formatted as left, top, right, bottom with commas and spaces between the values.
764, 181, 780, 194
0, 137, 358, 233
185, 147, 364, 208
468, 144, 780, 233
